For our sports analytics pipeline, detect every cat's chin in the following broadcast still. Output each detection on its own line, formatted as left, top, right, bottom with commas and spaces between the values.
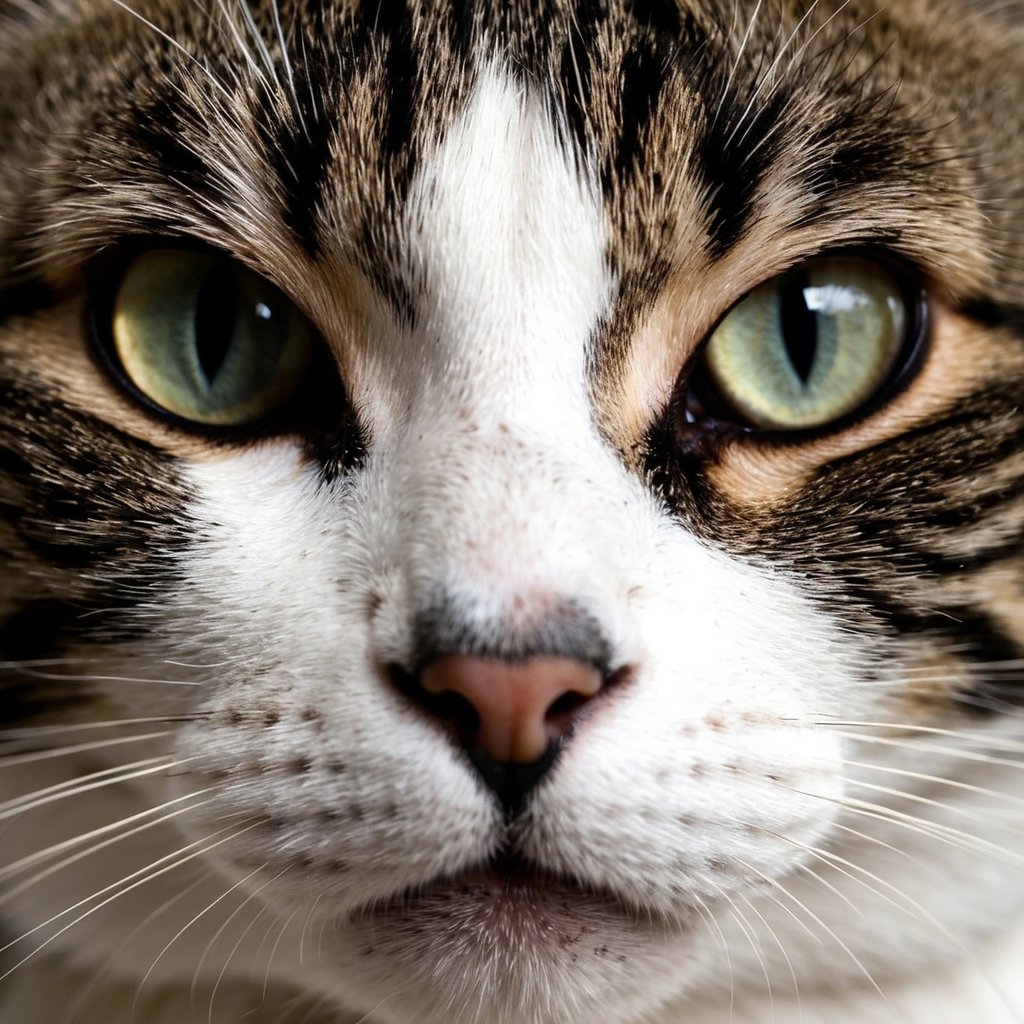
331, 858, 696, 1024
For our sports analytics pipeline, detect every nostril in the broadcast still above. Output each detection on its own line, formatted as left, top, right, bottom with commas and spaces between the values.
544, 689, 591, 734
389, 663, 482, 743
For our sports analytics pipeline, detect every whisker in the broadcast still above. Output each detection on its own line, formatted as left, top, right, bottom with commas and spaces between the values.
270, 0, 307, 139
294, 992, 333, 1024
0, 715, 204, 741
821, 719, 1024, 753
0, 819, 264, 981
261, 904, 303, 1002
0, 666, 201, 687
728, 0, 829, 147
777, 831, 1024, 1018
823, 819, 909, 861
60, 873, 212, 1024
816, 794, 1024, 866
789, 834, 957, 936
298, 895, 322, 971
840, 777, 1024, 841
191, 867, 284, 1013
108, 0, 234, 100
737, 890, 801, 1004
712, 883, 776, 1018
0, 755, 180, 820
692, 889, 735, 1011
712, 0, 764, 132
0, 786, 219, 893
211, 0, 273, 93
132, 862, 269, 1016
829, 731, 1024, 769
835, 756, 1024, 806
0, 731, 174, 768
735, 858, 886, 999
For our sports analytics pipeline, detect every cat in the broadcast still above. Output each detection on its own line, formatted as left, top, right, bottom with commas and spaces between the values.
1, 0, 1024, 1021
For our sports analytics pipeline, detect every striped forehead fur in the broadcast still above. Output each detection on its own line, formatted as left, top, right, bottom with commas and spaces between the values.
0, 1, 1008, 303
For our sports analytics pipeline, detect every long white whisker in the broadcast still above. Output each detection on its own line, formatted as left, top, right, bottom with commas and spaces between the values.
1, 666, 201, 687
726, 0, 826, 145
212, 0, 272, 93
0, 731, 174, 768
779, 832, 1024, 1019
192, 867, 284, 1015
692, 889, 735, 1012
735, 858, 886, 999
133, 862, 269, 1015
824, 719, 1024, 753
261, 904, 303, 1002
0, 756, 178, 820
0, 819, 263, 981
271, 0, 307, 139
738, 890, 801, 1005
712, 0, 763, 131
839, 778, 1024, 841
60, 873, 212, 1024
712, 883, 776, 1018
826, 819, 909, 860
818, 794, 1024, 866
108, 0, 234, 101
298, 895, 322, 971
0, 716, 202, 741
832, 731, 1024, 769
0, 787, 219, 895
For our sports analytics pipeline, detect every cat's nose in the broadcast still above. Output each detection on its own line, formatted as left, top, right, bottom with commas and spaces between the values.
405, 655, 604, 811
422, 654, 603, 764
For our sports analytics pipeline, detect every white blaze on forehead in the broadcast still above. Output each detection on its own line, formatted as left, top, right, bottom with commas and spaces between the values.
335, 64, 632, 635
382, 63, 610, 432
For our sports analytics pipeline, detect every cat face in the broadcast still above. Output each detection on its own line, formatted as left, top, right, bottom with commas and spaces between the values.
1, 2, 1023, 1023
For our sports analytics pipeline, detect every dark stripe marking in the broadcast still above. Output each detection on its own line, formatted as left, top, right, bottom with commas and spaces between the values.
614, 38, 669, 179
269, 9, 338, 255
557, 0, 604, 150
627, 0, 681, 38
961, 299, 1024, 339
358, 0, 418, 165
695, 77, 789, 259
126, 98, 217, 206
0, 600, 98, 726
0, 278, 52, 326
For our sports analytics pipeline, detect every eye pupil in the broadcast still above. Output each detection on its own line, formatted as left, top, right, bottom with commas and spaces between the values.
779, 272, 817, 385
193, 267, 237, 386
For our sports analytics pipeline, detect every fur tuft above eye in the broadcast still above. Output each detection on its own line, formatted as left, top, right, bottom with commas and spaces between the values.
102, 249, 314, 427
691, 256, 924, 432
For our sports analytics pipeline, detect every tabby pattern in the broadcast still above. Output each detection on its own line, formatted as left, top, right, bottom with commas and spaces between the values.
1, 1, 1024, 1022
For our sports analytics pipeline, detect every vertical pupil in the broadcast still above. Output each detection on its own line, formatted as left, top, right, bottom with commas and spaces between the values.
778, 271, 817, 384
193, 267, 237, 385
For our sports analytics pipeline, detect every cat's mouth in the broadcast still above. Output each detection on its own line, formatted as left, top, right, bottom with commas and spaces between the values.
347, 855, 670, 943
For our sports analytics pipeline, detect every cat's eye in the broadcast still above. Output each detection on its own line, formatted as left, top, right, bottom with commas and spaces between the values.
106, 249, 314, 427
694, 256, 918, 432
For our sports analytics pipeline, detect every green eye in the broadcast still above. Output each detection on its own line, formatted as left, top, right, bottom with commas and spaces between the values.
699, 256, 914, 431
109, 249, 313, 427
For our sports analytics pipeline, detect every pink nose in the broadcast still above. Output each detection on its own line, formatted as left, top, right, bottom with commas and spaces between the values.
420, 655, 604, 764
